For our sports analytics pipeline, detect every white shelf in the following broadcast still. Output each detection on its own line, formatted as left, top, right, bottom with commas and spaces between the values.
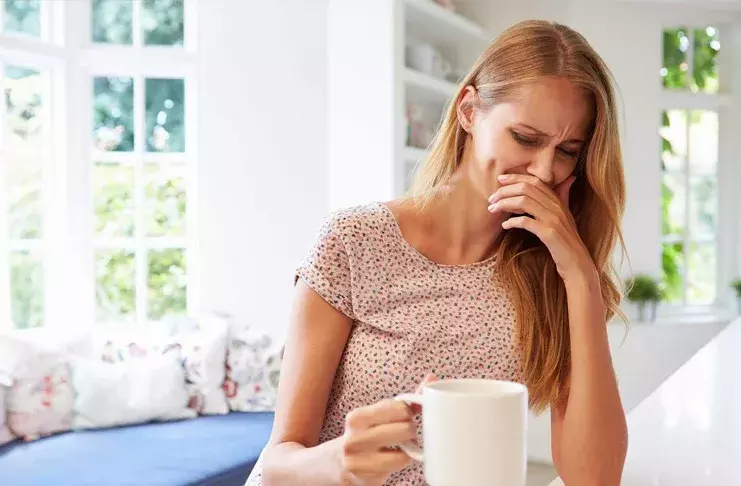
404, 0, 489, 45
404, 146, 429, 161
404, 67, 457, 104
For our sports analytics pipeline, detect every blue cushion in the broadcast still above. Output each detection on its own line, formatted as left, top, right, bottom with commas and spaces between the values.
0, 412, 274, 486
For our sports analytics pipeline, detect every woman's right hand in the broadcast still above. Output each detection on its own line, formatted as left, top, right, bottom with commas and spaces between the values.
336, 374, 437, 486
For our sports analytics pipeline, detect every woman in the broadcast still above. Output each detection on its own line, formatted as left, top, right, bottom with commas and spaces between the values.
250, 20, 628, 486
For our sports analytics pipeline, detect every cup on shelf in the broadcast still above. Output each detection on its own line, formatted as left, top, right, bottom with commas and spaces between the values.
406, 43, 451, 80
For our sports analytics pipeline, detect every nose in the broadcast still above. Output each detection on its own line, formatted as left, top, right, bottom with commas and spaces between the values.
527, 148, 555, 186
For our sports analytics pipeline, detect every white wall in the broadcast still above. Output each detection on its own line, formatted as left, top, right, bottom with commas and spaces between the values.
197, 0, 329, 338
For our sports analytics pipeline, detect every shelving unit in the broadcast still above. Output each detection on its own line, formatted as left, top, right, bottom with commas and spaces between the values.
327, 0, 493, 210
404, 145, 429, 162
404, 67, 458, 104
404, 0, 490, 45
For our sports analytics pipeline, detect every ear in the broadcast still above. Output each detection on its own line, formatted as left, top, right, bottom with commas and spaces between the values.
457, 85, 478, 133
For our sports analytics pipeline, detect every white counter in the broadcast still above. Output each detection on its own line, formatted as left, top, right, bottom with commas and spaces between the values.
549, 317, 741, 485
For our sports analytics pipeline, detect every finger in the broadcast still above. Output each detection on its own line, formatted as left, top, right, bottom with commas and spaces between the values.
411, 373, 438, 414
554, 175, 577, 207
344, 450, 413, 477
488, 195, 552, 222
344, 421, 418, 453
345, 399, 413, 430
415, 373, 438, 393
489, 181, 560, 213
501, 216, 552, 242
496, 173, 559, 204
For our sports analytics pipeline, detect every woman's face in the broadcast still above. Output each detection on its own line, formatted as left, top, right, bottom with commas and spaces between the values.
460, 76, 594, 200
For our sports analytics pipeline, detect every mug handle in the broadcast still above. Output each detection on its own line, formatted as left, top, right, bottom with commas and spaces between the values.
393, 393, 424, 462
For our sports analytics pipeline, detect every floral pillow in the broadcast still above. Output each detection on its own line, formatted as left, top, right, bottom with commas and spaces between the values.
223, 330, 284, 412
0, 382, 17, 446
0, 335, 75, 442
6, 363, 74, 441
98, 315, 229, 416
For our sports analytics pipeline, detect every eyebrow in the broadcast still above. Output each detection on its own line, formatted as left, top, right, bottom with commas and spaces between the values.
516, 124, 585, 145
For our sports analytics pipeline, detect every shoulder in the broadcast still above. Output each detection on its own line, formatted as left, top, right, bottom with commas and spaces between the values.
315, 203, 392, 246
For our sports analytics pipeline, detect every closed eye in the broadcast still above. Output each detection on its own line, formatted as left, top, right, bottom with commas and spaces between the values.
558, 146, 579, 158
511, 130, 539, 147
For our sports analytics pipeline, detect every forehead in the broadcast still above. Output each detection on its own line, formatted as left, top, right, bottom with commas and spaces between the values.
500, 77, 594, 138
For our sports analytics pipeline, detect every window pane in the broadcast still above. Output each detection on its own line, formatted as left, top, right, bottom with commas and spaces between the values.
10, 249, 43, 329
142, 0, 184, 46
661, 172, 685, 237
661, 242, 685, 303
662, 28, 689, 89
92, 0, 133, 45
687, 242, 716, 305
93, 76, 134, 152
659, 110, 686, 172
692, 27, 719, 94
7, 153, 42, 239
4, 66, 43, 150
145, 163, 186, 237
148, 248, 186, 320
95, 249, 136, 322
689, 174, 717, 238
4, 0, 40, 37
93, 163, 135, 237
688, 110, 718, 173
145, 78, 185, 152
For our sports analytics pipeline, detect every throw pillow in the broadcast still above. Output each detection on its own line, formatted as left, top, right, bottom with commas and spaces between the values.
0, 383, 17, 446
0, 335, 74, 441
223, 330, 284, 412
71, 354, 195, 430
97, 315, 230, 415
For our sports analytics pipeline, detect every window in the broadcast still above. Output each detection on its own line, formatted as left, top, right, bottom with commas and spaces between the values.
0, 0, 196, 330
1, 1, 49, 329
660, 26, 721, 306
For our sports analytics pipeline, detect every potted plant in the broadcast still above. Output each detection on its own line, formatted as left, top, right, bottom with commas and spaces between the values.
625, 275, 664, 322
732, 279, 741, 315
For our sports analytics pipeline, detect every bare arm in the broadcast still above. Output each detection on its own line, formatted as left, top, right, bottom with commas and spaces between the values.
262, 280, 353, 485
490, 173, 628, 484
550, 274, 628, 485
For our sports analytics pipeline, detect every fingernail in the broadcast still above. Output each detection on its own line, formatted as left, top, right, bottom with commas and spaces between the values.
488, 193, 497, 203
502, 220, 510, 229
488, 204, 497, 212
498, 174, 509, 181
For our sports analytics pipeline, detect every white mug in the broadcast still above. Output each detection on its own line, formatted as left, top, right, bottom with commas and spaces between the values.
395, 379, 528, 486
406, 44, 451, 79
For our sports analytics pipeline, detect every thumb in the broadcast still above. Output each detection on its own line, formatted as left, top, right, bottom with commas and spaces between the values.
416, 373, 438, 391
555, 175, 576, 207
410, 374, 438, 414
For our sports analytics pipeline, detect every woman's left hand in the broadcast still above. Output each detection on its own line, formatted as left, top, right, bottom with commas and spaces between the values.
488, 173, 597, 286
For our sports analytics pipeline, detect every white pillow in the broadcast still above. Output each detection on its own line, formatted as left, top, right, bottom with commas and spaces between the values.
71, 354, 195, 430
96, 314, 230, 415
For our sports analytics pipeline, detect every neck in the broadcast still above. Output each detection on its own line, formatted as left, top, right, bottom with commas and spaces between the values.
420, 170, 507, 264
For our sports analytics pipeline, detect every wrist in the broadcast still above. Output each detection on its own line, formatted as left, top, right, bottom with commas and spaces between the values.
331, 437, 356, 486
563, 263, 600, 293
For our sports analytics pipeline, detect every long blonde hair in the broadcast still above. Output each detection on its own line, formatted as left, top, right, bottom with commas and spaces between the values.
410, 20, 626, 412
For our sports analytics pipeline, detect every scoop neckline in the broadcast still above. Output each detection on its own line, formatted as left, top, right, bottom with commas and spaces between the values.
375, 202, 497, 269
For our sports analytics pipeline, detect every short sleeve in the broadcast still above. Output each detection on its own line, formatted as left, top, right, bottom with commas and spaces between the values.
295, 214, 355, 320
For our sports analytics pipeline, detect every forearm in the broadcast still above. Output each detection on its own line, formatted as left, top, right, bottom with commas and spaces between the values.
557, 274, 628, 485
263, 437, 348, 486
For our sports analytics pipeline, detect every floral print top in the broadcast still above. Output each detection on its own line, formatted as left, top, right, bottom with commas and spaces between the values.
246, 203, 522, 485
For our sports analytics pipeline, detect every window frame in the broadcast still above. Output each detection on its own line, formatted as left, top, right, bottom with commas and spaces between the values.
0, 0, 199, 331
659, 23, 733, 316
